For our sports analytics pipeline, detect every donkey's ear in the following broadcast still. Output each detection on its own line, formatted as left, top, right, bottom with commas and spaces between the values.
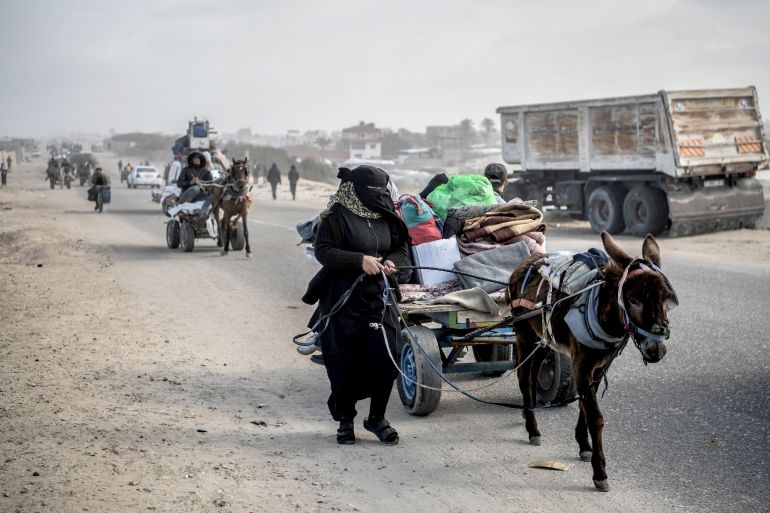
642, 234, 661, 268
243, 156, 248, 164
601, 231, 633, 267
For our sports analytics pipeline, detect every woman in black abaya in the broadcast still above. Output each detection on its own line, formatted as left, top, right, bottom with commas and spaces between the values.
302, 166, 410, 445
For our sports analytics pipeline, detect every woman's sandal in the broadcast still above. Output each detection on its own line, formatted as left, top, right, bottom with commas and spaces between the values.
363, 417, 399, 445
336, 421, 355, 445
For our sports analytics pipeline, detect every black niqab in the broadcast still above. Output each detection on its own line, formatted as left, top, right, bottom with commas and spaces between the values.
337, 165, 410, 249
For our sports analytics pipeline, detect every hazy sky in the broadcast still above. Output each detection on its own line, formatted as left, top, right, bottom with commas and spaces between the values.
1, 0, 769, 138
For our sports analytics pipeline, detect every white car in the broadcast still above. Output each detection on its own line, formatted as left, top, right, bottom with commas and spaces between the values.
127, 165, 164, 189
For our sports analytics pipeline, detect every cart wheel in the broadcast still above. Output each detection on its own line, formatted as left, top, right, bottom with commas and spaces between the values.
229, 223, 245, 251
536, 350, 575, 406
180, 221, 195, 252
472, 344, 514, 377
397, 325, 442, 416
166, 220, 180, 249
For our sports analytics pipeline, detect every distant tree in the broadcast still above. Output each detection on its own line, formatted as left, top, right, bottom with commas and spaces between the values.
459, 119, 476, 149
224, 142, 337, 183
481, 118, 496, 146
380, 131, 411, 159
315, 136, 333, 155
397, 128, 427, 148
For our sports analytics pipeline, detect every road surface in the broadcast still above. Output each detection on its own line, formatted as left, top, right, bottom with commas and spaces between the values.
1, 156, 768, 512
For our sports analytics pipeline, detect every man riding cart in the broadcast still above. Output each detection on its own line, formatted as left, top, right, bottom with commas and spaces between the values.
176, 152, 213, 218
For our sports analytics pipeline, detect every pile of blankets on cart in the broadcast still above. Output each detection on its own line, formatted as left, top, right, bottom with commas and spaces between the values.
452, 202, 546, 256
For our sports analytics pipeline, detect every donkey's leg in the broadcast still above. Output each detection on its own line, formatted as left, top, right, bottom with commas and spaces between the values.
221, 217, 231, 255
515, 323, 544, 445
574, 350, 593, 461
214, 205, 222, 247
242, 209, 251, 257
524, 347, 548, 445
576, 363, 609, 491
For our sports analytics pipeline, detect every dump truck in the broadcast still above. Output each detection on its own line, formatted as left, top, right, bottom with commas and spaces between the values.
497, 87, 768, 236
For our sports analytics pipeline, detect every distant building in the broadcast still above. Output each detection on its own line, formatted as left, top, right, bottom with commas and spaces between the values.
426, 125, 463, 149
235, 127, 253, 142
341, 122, 382, 160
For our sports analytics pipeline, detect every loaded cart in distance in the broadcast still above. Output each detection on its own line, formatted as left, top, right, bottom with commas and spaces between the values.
497, 87, 768, 237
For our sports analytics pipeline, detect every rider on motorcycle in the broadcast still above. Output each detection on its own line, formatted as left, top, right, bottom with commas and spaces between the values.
177, 151, 213, 217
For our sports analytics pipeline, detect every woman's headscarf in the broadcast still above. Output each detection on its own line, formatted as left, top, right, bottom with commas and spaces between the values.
328, 165, 410, 248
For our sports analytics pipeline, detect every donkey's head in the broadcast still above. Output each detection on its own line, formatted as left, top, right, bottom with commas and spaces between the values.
230, 158, 249, 193
602, 232, 678, 364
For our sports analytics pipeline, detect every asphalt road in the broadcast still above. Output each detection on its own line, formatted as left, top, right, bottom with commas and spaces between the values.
4, 165, 769, 512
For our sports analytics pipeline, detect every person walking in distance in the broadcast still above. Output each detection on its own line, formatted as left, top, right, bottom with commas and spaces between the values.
288, 164, 300, 200
267, 163, 281, 200
1, 162, 7, 187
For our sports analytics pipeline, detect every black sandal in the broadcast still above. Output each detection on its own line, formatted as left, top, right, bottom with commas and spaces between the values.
336, 421, 355, 445
363, 417, 399, 445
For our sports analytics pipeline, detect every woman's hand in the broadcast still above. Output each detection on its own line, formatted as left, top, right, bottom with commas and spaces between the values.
362, 255, 385, 275
382, 260, 397, 276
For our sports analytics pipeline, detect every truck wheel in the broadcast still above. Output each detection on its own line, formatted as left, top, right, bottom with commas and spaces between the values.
397, 326, 442, 416
472, 343, 514, 377
623, 186, 669, 237
166, 220, 180, 249
588, 186, 625, 234
229, 224, 245, 251
180, 221, 195, 252
536, 350, 575, 406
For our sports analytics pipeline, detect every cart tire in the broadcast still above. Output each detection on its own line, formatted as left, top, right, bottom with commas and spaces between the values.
166, 220, 180, 249
536, 350, 575, 406
180, 221, 195, 252
472, 344, 514, 377
397, 326, 442, 416
229, 223, 245, 251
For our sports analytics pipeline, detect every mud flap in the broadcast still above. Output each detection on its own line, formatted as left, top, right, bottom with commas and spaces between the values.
664, 177, 765, 237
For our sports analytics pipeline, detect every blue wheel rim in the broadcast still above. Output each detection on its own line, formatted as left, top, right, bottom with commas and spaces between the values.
400, 342, 417, 403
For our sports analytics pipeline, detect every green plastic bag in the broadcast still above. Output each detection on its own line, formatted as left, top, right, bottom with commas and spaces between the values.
426, 174, 497, 220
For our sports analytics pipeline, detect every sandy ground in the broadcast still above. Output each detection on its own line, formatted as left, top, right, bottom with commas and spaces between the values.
1, 155, 769, 512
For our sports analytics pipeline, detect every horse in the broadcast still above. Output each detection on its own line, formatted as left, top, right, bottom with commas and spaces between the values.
506, 231, 677, 492
213, 158, 252, 257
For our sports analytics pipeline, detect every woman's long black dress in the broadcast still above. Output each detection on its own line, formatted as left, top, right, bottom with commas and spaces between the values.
312, 204, 401, 421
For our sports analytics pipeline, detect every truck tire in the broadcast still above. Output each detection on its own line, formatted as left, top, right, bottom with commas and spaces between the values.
180, 221, 195, 252
166, 220, 180, 249
536, 350, 575, 406
588, 186, 625, 234
472, 344, 514, 377
397, 326, 442, 416
623, 186, 669, 237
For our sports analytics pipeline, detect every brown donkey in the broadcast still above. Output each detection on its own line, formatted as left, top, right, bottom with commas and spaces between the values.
507, 232, 677, 492
216, 158, 253, 257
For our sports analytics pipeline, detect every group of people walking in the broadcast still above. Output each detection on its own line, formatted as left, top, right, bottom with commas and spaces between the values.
253, 162, 300, 200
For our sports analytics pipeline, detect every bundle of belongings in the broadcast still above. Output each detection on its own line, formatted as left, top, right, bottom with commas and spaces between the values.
398, 174, 547, 315
296, 170, 548, 316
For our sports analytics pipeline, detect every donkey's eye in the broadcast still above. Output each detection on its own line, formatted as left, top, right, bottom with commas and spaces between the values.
629, 299, 643, 309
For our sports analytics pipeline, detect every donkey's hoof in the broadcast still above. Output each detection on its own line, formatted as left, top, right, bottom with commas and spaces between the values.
580, 450, 592, 462
593, 479, 610, 492
220, 250, 228, 256
246, 252, 252, 258
529, 436, 541, 446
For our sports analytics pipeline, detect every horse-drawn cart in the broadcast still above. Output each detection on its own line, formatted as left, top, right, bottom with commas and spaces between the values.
396, 301, 575, 416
